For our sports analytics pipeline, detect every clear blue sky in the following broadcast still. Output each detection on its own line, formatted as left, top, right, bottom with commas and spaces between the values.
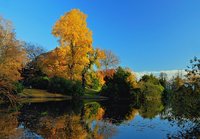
0, 0, 200, 72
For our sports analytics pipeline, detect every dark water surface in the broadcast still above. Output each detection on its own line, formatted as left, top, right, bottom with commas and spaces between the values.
0, 98, 200, 139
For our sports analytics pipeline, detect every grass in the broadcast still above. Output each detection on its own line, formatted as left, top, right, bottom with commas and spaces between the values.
85, 87, 100, 96
83, 88, 107, 100
19, 89, 72, 99
18, 88, 107, 103
20, 97, 69, 103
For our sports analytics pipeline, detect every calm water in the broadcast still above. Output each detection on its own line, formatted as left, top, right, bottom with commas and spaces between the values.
0, 98, 200, 139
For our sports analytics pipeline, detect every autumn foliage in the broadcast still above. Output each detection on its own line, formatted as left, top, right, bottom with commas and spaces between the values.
52, 9, 93, 80
0, 17, 26, 103
38, 9, 106, 90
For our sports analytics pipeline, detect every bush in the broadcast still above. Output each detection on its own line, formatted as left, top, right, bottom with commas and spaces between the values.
72, 81, 84, 97
14, 82, 24, 94
139, 82, 164, 100
48, 77, 83, 97
89, 78, 100, 90
138, 74, 164, 101
101, 67, 138, 99
86, 72, 101, 90
29, 76, 50, 90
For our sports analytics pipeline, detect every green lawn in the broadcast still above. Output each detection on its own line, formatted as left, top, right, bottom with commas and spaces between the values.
20, 97, 69, 103
83, 88, 107, 100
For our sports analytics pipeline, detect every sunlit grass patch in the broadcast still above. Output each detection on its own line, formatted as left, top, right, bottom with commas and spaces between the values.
19, 89, 71, 98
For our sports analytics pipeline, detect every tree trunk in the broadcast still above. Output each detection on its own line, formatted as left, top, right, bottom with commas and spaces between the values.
82, 72, 86, 93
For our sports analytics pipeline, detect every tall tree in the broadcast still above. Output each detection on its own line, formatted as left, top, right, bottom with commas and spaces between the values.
52, 9, 93, 80
0, 16, 26, 104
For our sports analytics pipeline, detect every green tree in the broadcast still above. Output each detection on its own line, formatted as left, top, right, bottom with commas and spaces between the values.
101, 67, 137, 99
139, 74, 164, 101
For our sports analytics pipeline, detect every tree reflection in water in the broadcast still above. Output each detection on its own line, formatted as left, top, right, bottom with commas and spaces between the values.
0, 111, 20, 138
1, 92, 200, 138
17, 100, 117, 139
161, 90, 200, 138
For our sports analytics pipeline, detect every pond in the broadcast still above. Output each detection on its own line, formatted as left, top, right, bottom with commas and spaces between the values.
0, 98, 200, 139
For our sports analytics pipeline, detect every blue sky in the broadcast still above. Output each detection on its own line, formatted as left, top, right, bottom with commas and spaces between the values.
0, 0, 200, 72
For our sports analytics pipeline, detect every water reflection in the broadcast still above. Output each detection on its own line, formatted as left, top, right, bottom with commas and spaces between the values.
139, 99, 164, 119
0, 93, 200, 138
160, 90, 200, 138
0, 111, 19, 138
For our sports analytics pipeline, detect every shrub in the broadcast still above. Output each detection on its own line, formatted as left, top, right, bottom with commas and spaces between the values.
14, 82, 24, 94
101, 67, 138, 99
29, 76, 50, 90
71, 81, 84, 97
138, 74, 164, 101
139, 82, 164, 100
86, 72, 101, 90
48, 77, 83, 97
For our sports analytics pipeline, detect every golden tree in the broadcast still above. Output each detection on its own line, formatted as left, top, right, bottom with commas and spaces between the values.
0, 16, 26, 104
37, 9, 106, 92
52, 9, 93, 80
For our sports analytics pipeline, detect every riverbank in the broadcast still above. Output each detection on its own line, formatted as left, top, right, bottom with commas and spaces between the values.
19, 89, 72, 99
19, 88, 107, 100
82, 88, 107, 100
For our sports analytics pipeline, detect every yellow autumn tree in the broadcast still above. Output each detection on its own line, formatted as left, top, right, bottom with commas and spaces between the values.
0, 16, 26, 104
125, 68, 138, 89
52, 9, 93, 80
37, 9, 106, 91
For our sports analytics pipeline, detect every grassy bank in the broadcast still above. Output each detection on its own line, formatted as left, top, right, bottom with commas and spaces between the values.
82, 88, 107, 100
19, 89, 72, 99
18, 88, 107, 102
